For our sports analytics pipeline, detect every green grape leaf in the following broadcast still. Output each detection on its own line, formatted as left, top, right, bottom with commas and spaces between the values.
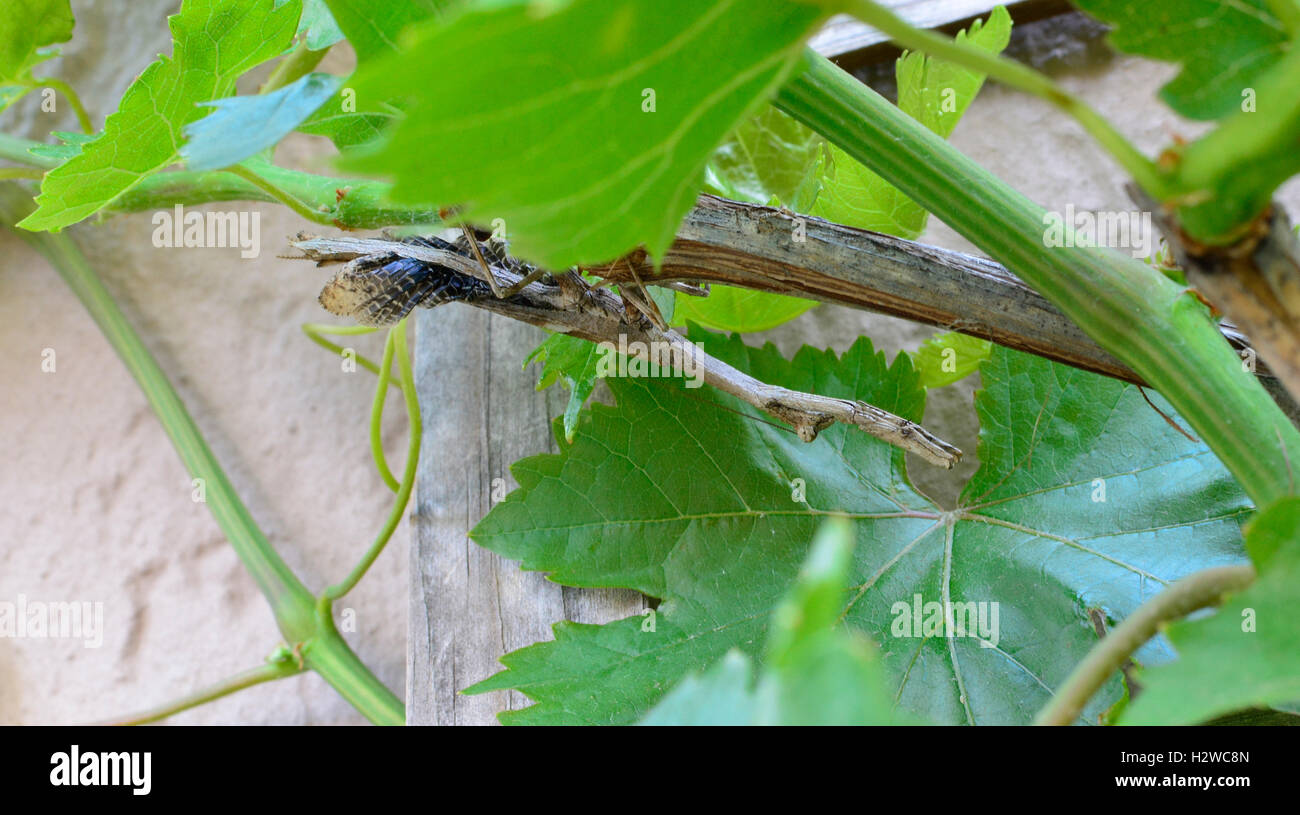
707, 105, 824, 209
180, 72, 343, 170
341, 0, 831, 269
467, 331, 1251, 725
1072, 0, 1291, 121
672, 285, 816, 333
810, 6, 1010, 238
0, 0, 74, 82
320, 0, 443, 62
17, 0, 302, 232
641, 518, 917, 725
912, 331, 992, 388
525, 333, 605, 443
1122, 496, 1300, 724
295, 0, 345, 50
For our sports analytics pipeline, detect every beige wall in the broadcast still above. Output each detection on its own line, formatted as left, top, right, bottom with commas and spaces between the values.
1, 4, 1294, 723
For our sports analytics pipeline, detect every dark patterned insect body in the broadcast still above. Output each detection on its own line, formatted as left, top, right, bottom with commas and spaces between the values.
318, 235, 495, 326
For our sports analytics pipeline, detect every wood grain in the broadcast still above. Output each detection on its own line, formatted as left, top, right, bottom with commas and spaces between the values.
408, 306, 644, 725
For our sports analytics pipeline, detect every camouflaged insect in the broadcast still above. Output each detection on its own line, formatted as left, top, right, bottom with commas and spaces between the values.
317, 234, 533, 326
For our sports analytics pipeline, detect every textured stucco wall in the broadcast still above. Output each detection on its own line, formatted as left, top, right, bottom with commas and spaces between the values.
1, 5, 1294, 724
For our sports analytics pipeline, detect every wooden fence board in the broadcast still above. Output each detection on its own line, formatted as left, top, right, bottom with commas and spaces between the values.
409, 305, 644, 725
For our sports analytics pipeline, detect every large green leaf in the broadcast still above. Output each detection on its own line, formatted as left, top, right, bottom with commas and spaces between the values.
341, 0, 831, 269
810, 6, 1010, 238
1122, 496, 1300, 724
1072, 0, 1291, 121
467, 331, 1251, 724
18, 0, 301, 231
321, 0, 443, 62
640, 518, 917, 725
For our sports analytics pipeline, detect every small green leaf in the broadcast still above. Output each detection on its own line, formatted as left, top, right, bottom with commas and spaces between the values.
1123, 496, 1300, 724
297, 90, 398, 150
0, 0, 74, 82
181, 72, 343, 170
18, 0, 302, 231
27, 130, 94, 162
672, 285, 815, 333
641, 518, 917, 725
810, 6, 1011, 238
341, 0, 831, 268
912, 331, 992, 388
1072, 0, 1291, 121
525, 333, 604, 443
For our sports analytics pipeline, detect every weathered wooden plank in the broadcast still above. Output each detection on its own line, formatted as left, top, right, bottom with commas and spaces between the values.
409, 305, 644, 725
811, 0, 1073, 64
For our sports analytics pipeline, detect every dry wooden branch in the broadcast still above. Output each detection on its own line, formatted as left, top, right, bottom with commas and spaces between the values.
290, 234, 963, 468
589, 195, 1299, 423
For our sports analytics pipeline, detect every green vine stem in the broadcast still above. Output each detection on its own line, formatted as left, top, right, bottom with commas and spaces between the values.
0, 132, 440, 230
777, 51, 1300, 508
369, 326, 401, 493
1033, 564, 1257, 725
0, 182, 404, 726
226, 162, 336, 225
37, 76, 94, 134
841, 0, 1170, 199
301, 322, 403, 387
261, 40, 330, 94
98, 655, 303, 726
322, 316, 421, 605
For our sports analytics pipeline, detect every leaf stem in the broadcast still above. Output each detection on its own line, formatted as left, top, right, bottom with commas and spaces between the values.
0, 182, 403, 725
841, 0, 1170, 198
369, 326, 401, 492
38, 76, 94, 134
97, 657, 302, 726
0, 167, 43, 180
225, 162, 334, 225
1033, 565, 1256, 726
301, 322, 403, 387
261, 40, 330, 94
0, 133, 440, 229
